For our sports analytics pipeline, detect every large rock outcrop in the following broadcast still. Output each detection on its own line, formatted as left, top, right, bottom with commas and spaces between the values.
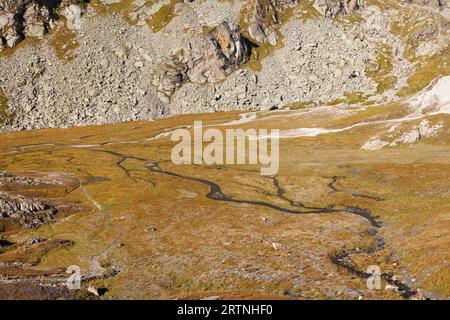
0, 0, 85, 51
152, 22, 251, 96
246, 0, 279, 45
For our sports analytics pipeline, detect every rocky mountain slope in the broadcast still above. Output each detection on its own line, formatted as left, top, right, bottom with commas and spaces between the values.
0, 0, 449, 130
0, 0, 449, 301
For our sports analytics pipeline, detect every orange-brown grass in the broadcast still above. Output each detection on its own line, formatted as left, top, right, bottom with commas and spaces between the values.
0, 105, 448, 299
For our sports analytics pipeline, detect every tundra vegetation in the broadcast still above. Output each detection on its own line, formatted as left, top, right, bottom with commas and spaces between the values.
0, 0, 449, 300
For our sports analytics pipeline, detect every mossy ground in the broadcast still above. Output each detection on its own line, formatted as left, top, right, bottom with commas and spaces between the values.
90, 0, 183, 32
366, 43, 397, 95
90, 0, 137, 24
390, 4, 450, 96
240, 0, 319, 72
398, 46, 450, 97
0, 87, 14, 125
0, 88, 8, 120
146, 0, 184, 32
50, 17, 80, 61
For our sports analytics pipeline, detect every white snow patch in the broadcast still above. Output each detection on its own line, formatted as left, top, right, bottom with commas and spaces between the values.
362, 138, 389, 151
409, 76, 450, 117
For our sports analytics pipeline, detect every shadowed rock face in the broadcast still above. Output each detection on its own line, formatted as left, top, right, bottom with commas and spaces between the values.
209, 22, 251, 67
247, 0, 279, 45
0, 235, 12, 246
245, 0, 299, 46
151, 58, 189, 97
152, 21, 251, 96
0, 0, 85, 50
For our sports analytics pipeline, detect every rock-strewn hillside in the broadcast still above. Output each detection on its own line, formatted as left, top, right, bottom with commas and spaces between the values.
0, 0, 449, 130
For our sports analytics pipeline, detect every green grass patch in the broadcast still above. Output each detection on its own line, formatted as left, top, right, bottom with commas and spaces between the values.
147, 0, 183, 33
